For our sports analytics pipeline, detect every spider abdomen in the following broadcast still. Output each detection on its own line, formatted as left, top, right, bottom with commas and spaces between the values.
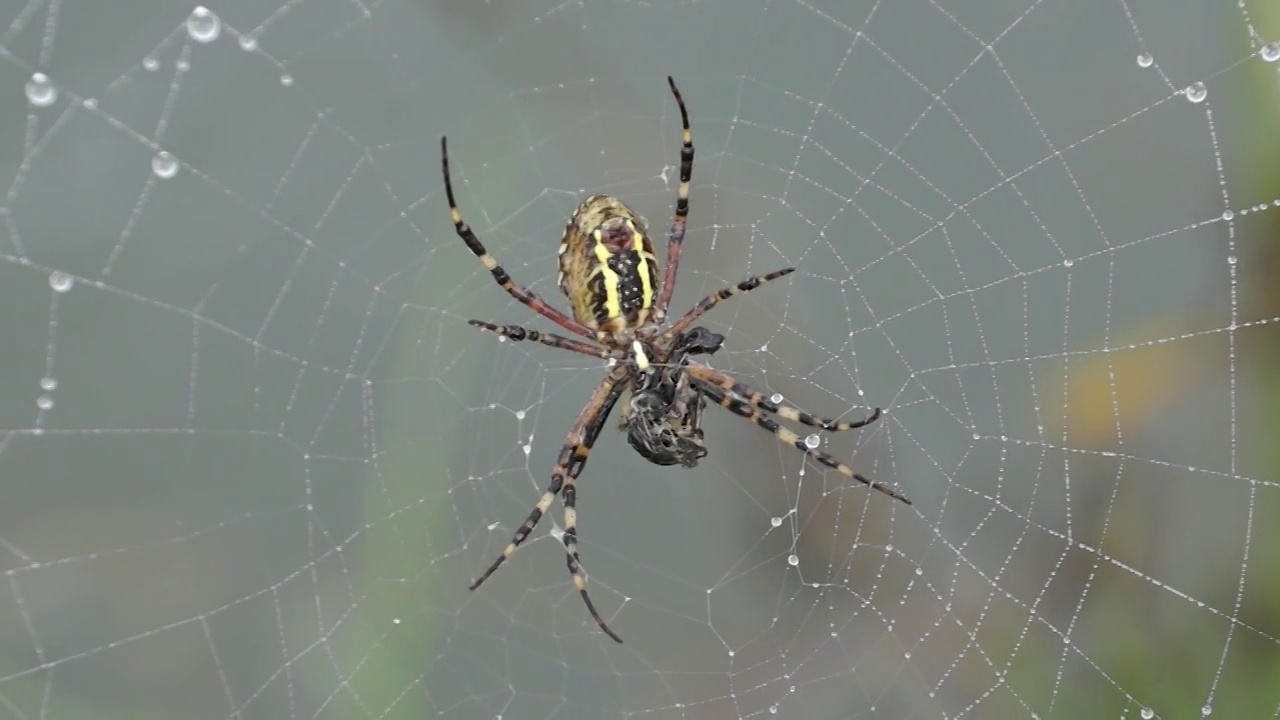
559, 195, 660, 339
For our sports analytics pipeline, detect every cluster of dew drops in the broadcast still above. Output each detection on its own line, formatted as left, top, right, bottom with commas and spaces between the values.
23, 7, 298, 185
1137, 42, 1280, 104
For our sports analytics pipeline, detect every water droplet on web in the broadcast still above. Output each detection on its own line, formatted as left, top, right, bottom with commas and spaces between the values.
770, 393, 783, 404
1262, 42, 1280, 63
176, 59, 190, 72
152, 151, 179, 179
787, 554, 799, 566
1063, 258, 1074, 268
48, 271, 73, 292
1201, 704, 1212, 716
82, 98, 96, 110
280, 74, 294, 86
25, 73, 56, 107
1136, 52, 1153, 68
769, 705, 778, 715
143, 56, 159, 71
804, 433, 820, 449
186, 6, 221, 43
1140, 708, 1155, 720
1221, 210, 1234, 221
515, 410, 526, 420
36, 395, 53, 410
239, 35, 259, 51
1227, 255, 1237, 265
770, 516, 782, 527
1184, 82, 1207, 103
40, 377, 57, 391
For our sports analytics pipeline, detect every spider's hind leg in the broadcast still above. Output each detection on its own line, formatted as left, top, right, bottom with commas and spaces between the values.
441, 136, 596, 340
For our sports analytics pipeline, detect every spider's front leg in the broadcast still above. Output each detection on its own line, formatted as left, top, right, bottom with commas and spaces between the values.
695, 378, 910, 505
468, 368, 629, 643
683, 363, 881, 431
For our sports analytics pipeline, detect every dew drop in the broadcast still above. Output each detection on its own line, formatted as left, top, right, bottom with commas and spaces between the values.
25, 73, 56, 107
175, 59, 190, 72
152, 151, 179, 179
48, 271, 73, 292
1201, 704, 1212, 716
238, 35, 259, 51
36, 395, 53, 410
1136, 52, 1153, 68
770, 393, 784, 404
1141, 708, 1155, 720
1222, 210, 1234, 221
280, 74, 294, 86
40, 377, 57, 391
515, 410, 526, 420
1262, 42, 1280, 63
82, 98, 96, 110
769, 706, 778, 715
1184, 82, 1207, 103
1062, 258, 1074, 268
1227, 255, 1237, 265
804, 433, 820, 449
186, 6, 221, 43
770, 516, 783, 527
143, 57, 159, 72
787, 554, 799, 566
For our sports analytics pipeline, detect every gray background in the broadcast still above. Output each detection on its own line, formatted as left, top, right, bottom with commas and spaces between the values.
1, 0, 1278, 718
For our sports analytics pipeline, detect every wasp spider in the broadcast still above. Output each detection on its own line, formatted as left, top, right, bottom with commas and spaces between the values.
445, 77, 910, 643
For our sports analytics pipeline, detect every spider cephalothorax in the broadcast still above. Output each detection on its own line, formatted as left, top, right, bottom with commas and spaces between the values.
443, 77, 910, 644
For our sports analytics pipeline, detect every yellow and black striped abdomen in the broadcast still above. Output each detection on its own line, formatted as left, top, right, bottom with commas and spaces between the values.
558, 195, 660, 340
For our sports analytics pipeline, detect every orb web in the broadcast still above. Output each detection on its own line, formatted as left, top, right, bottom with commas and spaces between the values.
1, 0, 1279, 718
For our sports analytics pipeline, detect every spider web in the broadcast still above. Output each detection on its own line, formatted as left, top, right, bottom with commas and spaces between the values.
1, 0, 1279, 717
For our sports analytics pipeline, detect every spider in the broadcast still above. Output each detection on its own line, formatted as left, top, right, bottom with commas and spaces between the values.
445, 77, 911, 644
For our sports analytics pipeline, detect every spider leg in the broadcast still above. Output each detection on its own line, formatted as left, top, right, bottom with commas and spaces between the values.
656, 76, 694, 318
441, 137, 596, 340
663, 267, 796, 340
468, 369, 629, 643
468, 320, 616, 360
683, 363, 881, 431
697, 382, 911, 505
